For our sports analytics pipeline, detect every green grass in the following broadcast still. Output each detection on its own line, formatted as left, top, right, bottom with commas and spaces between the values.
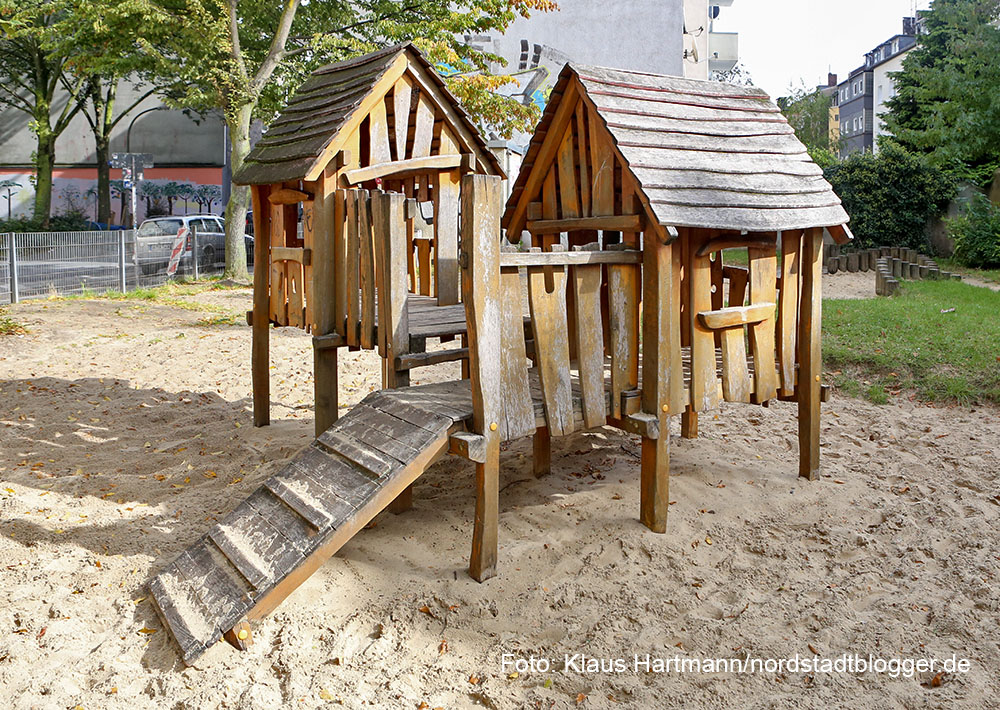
0, 307, 26, 335
824, 279, 1000, 405
53, 279, 248, 315
722, 248, 749, 266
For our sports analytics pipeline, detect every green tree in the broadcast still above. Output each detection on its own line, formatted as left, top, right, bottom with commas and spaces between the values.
711, 62, 754, 86
824, 142, 955, 250
0, 179, 21, 221
88, 0, 555, 281
0, 1, 89, 227
778, 84, 835, 153
883, 0, 1000, 184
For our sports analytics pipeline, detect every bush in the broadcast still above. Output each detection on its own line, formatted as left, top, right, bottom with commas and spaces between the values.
0, 212, 92, 232
947, 194, 1000, 268
824, 142, 955, 251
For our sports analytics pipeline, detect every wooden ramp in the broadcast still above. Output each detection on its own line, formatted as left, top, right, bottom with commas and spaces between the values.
149, 384, 473, 665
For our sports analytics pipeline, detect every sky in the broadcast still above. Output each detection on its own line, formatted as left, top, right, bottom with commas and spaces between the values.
712, 0, 933, 99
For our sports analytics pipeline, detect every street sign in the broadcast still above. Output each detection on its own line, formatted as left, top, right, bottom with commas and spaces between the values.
110, 153, 155, 229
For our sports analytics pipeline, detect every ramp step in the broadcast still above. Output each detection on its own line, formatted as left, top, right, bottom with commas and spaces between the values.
353, 402, 445, 449
242, 488, 316, 554
363, 393, 455, 435
178, 543, 253, 639
208, 522, 274, 589
149, 564, 215, 662
295, 446, 380, 507
317, 429, 400, 477
265, 476, 334, 530
335, 412, 420, 463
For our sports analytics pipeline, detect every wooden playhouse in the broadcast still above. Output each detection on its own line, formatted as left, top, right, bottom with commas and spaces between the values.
234, 43, 505, 436
149, 58, 851, 665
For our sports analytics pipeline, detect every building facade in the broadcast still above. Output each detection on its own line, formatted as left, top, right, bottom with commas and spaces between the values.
836, 16, 919, 158
0, 81, 225, 224
683, 0, 738, 79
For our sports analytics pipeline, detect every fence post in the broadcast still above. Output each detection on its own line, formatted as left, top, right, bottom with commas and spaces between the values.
192, 224, 200, 280
8, 232, 18, 304
117, 229, 127, 293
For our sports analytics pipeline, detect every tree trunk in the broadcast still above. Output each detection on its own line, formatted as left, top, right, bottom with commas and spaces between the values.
33, 134, 56, 228
223, 102, 253, 281
95, 133, 111, 225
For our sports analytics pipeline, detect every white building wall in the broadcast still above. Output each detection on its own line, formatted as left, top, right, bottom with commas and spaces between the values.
872, 50, 909, 153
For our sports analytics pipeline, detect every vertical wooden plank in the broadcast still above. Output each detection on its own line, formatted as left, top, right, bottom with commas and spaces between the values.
688, 231, 719, 412
334, 139, 359, 337
434, 169, 461, 305
588, 105, 614, 216
345, 190, 361, 348
571, 245, 605, 429
269, 201, 287, 326
393, 76, 412, 160
251, 185, 271, 427
528, 249, 574, 437
369, 97, 391, 165
718, 327, 751, 403
499, 266, 534, 440
532, 427, 551, 477
608, 247, 639, 420
574, 103, 590, 217
728, 266, 749, 307
556, 127, 580, 219
358, 191, 376, 350
281, 200, 301, 327
639, 224, 677, 534
312, 175, 339, 435
460, 174, 503, 583
778, 230, 802, 397
372, 191, 409, 387
710, 252, 724, 348
798, 227, 823, 480
749, 238, 779, 403
403, 183, 416, 292
411, 94, 434, 158
300, 191, 317, 329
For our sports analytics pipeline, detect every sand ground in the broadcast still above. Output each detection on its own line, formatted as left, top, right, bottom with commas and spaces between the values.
1, 276, 997, 709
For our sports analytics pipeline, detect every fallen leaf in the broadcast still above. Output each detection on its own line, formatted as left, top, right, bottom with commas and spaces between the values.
438, 639, 448, 655
468, 674, 480, 685
576, 693, 587, 704
137, 627, 158, 635
318, 689, 333, 700
931, 672, 944, 687
705, 536, 713, 545
808, 643, 818, 655
508, 671, 519, 679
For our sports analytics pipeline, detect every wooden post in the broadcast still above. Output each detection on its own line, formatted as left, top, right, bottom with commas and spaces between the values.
312, 174, 339, 437
251, 185, 271, 427
639, 225, 679, 533
435, 168, 462, 305
461, 174, 502, 582
533, 427, 551, 477
372, 190, 410, 388
798, 227, 823, 480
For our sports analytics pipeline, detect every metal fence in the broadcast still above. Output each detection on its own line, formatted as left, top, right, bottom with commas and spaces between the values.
0, 229, 248, 305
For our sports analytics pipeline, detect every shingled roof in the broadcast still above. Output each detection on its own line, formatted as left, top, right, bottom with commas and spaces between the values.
235, 43, 503, 185
503, 62, 850, 235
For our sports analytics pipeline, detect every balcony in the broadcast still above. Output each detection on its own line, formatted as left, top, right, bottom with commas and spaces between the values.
708, 31, 738, 73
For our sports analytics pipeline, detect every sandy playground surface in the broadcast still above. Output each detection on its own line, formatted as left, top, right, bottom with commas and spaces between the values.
1, 273, 998, 709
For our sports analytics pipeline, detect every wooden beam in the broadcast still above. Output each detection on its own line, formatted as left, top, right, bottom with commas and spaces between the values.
798, 227, 823, 479
270, 246, 312, 266
449, 431, 487, 463
500, 250, 641, 267
267, 188, 312, 205
698, 303, 775, 330
341, 153, 463, 185
250, 185, 271, 427
696, 234, 776, 257
527, 214, 642, 234
827, 223, 854, 245
395, 347, 468, 371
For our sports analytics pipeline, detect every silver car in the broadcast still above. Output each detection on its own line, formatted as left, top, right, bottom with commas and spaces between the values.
135, 215, 231, 275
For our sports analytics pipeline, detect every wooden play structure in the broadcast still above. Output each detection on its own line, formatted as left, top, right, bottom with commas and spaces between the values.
150, 57, 851, 665
235, 42, 504, 436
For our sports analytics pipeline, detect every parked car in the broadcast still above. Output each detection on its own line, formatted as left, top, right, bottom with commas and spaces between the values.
135, 215, 253, 274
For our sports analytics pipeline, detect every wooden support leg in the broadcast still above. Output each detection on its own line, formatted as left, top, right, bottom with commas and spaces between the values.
313, 341, 338, 437
389, 484, 413, 514
681, 407, 698, 439
469, 456, 498, 582
461, 333, 470, 380
798, 227, 823, 480
640, 426, 669, 533
532, 426, 551, 477
223, 618, 252, 652
252, 315, 269, 427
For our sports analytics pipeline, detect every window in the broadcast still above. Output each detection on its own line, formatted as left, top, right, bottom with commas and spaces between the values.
877, 84, 883, 102
859, 76, 864, 92
893, 39, 899, 54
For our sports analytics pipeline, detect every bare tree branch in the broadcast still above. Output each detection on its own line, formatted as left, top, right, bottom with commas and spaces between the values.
249, 0, 302, 94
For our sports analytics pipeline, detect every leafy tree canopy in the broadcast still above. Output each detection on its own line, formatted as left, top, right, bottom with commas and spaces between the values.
883, 0, 1000, 185
778, 83, 836, 154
